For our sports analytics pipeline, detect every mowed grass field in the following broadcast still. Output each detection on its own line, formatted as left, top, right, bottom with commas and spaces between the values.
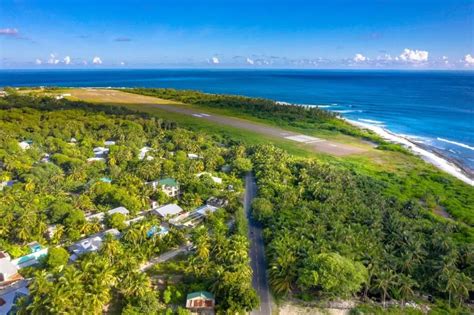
20, 87, 474, 227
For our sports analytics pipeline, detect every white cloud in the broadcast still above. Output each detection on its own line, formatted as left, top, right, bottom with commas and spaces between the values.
0, 28, 18, 36
464, 54, 474, 65
47, 53, 60, 64
246, 57, 254, 65
63, 56, 71, 65
120, 61, 125, 66
92, 56, 102, 64
353, 53, 367, 62
82, 60, 88, 65
377, 54, 392, 61
35, 59, 42, 65
211, 56, 219, 64
399, 48, 429, 62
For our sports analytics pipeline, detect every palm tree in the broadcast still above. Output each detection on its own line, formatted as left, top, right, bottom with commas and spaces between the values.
397, 274, 418, 307
120, 271, 151, 299
373, 269, 396, 308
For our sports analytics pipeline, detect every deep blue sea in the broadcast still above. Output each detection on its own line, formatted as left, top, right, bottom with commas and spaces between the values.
1, 69, 473, 173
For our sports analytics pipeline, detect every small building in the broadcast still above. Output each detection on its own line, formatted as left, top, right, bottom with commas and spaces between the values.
11, 244, 48, 269
86, 206, 129, 222
40, 153, 50, 163
206, 197, 228, 208
0, 279, 29, 315
138, 146, 153, 160
196, 172, 223, 184
68, 138, 78, 146
99, 177, 112, 183
68, 229, 121, 261
0, 253, 20, 285
149, 178, 179, 197
86, 157, 106, 163
152, 204, 183, 218
92, 147, 109, 158
146, 225, 169, 238
107, 206, 129, 216
187, 153, 200, 159
170, 205, 218, 228
125, 216, 145, 226
104, 140, 116, 146
0, 181, 15, 191
18, 141, 31, 150
186, 291, 215, 314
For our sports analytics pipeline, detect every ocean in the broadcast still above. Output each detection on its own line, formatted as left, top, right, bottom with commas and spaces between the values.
1, 69, 473, 175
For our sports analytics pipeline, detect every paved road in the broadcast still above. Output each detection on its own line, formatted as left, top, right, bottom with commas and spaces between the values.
245, 173, 272, 315
139, 245, 188, 272
70, 89, 368, 157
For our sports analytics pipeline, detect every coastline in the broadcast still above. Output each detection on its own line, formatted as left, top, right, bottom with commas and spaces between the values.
347, 119, 474, 186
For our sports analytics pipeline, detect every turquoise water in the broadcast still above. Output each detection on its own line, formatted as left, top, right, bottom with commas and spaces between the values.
0, 69, 473, 173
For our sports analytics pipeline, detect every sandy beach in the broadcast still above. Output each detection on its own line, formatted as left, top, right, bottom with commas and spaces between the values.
348, 119, 474, 186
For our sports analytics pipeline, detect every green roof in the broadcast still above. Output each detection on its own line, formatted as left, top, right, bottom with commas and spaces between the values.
186, 291, 214, 300
158, 178, 178, 187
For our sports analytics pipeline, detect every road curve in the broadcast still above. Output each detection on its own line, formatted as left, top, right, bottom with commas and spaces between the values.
245, 173, 273, 315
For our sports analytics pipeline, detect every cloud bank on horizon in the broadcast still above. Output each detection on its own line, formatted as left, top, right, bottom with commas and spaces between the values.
0, 1, 473, 69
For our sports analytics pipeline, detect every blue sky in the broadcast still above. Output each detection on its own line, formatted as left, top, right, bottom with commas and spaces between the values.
1, 0, 473, 69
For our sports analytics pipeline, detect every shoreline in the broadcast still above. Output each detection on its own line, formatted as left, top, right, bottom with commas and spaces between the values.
347, 119, 474, 186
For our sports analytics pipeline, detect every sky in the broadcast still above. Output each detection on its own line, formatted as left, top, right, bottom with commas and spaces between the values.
0, 0, 473, 69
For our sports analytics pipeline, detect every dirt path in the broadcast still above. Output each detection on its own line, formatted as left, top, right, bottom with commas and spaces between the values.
69, 88, 368, 157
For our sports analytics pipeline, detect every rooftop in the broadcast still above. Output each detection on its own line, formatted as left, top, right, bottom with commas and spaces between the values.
158, 178, 178, 187
187, 291, 214, 301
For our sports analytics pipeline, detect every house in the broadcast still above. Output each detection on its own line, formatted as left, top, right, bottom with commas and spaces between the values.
18, 141, 31, 150
86, 206, 129, 222
146, 225, 169, 238
0, 279, 29, 315
104, 140, 116, 146
186, 291, 215, 314
152, 204, 183, 218
40, 153, 50, 163
125, 216, 145, 226
138, 146, 153, 160
11, 243, 48, 269
99, 177, 112, 183
86, 157, 106, 163
0, 253, 20, 286
196, 172, 223, 184
170, 205, 218, 228
107, 206, 129, 216
149, 178, 179, 197
0, 90, 7, 97
68, 137, 77, 145
206, 197, 228, 208
68, 229, 121, 261
187, 153, 200, 159
0, 181, 14, 191
92, 146, 109, 158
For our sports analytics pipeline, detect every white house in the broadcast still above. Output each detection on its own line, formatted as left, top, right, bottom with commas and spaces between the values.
148, 178, 179, 197
86, 206, 130, 222
107, 206, 130, 216
18, 141, 31, 150
0, 253, 19, 285
86, 157, 106, 163
69, 229, 121, 261
138, 146, 153, 160
104, 140, 116, 146
152, 204, 184, 218
187, 153, 200, 159
93, 147, 109, 158
196, 172, 223, 184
